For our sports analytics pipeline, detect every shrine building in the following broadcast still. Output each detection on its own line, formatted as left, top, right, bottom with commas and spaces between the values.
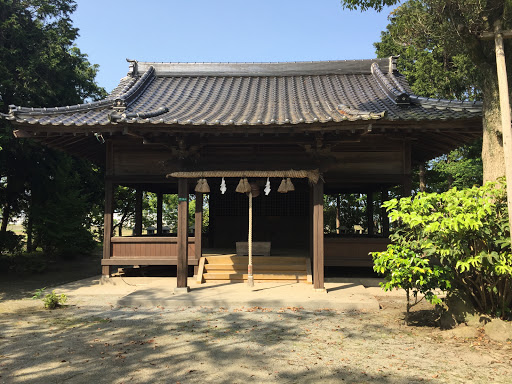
5, 57, 482, 291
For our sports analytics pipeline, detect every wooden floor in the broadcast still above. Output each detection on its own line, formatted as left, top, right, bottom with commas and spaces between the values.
196, 254, 312, 284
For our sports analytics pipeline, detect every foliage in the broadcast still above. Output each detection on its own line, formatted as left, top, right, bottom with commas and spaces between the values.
324, 194, 366, 234
343, 0, 512, 183
374, 179, 512, 320
373, 1, 484, 192
324, 193, 391, 235
416, 140, 483, 193
31, 157, 97, 257
0, 0, 106, 255
0, 230, 24, 255
373, 0, 481, 101
372, 244, 450, 322
32, 287, 47, 300
42, 290, 67, 309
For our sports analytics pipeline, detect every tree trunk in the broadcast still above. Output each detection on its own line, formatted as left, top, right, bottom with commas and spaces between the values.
26, 193, 33, 252
419, 163, 426, 192
482, 71, 507, 182
1, 203, 10, 233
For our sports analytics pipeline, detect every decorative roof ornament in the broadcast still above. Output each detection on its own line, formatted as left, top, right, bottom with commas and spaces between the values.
220, 177, 227, 194
127, 58, 139, 77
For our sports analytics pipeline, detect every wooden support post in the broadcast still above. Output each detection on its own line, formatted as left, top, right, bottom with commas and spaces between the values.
402, 139, 412, 197
312, 180, 325, 290
102, 140, 114, 277
176, 179, 190, 292
381, 189, 390, 237
494, 25, 512, 242
336, 194, 341, 235
195, 192, 203, 261
102, 180, 114, 277
309, 187, 313, 260
134, 188, 143, 236
367, 191, 374, 236
402, 177, 412, 197
157, 191, 163, 235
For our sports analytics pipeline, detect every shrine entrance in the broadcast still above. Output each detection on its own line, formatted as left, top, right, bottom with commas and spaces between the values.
168, 171, 324, 289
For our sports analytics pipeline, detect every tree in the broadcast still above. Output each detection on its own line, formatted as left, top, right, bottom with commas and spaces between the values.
342, 0, 512, 182
373, 1, 484, 192
0, 0, 106, 253
31, 156, 97, 257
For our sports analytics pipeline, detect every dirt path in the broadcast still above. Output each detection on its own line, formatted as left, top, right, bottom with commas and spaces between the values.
1, 295, 511, 384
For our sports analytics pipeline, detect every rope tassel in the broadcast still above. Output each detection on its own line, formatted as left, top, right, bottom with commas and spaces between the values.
195, 178, 210, 193
236, 178, 251, 193
285, 178, 295, 192
278, 178, 288, 193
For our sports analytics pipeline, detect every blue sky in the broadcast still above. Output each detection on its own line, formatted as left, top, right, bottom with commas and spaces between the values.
73, 1, 393, 92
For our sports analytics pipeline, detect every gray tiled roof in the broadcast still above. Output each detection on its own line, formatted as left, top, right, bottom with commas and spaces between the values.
5, 57, 482, 127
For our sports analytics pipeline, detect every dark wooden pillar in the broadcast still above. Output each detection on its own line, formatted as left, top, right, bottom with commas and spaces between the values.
367, 191, 374, 235
312, 180, 324, 290
336, 194, 341, 235
309, 187, 313, 260
176, 179, 189, 291
102, 140, 114, 277
102, 180, 114, 277
156, 191, 163, 235
402, 177, 412, 197
195, 193, 203, 260
381, 189, 390, 237
402, 139, 412, 197
134, 188, 143, 235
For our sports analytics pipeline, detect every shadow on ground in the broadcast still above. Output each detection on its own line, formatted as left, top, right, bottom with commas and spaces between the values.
0, 306, 441, 384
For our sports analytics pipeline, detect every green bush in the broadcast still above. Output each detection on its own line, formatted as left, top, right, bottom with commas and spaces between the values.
372, 244, 451, 321
0, 231, 24, 255
373, 179, 512, 320
42, 290, 67, 309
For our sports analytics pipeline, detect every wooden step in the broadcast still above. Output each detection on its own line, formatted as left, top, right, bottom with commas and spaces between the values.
202, 273, 307, 281
204, 256, 307, 264
196, 254, 312, 284
204, 263, 307, 272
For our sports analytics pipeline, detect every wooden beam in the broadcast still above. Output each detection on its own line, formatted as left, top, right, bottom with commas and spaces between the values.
195, 193, 203, 261
313, 180, 325, 290
134, 188, 143, 236
157, 191, 163, 235
177, 179, 189, 289
367, 191, 374, 236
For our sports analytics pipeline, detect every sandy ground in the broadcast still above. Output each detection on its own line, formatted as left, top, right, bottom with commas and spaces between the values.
0, 278, 511, 384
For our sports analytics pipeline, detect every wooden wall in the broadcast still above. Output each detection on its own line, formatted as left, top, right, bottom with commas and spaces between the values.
324, 237, 390, 267
101, 236, 198, 266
